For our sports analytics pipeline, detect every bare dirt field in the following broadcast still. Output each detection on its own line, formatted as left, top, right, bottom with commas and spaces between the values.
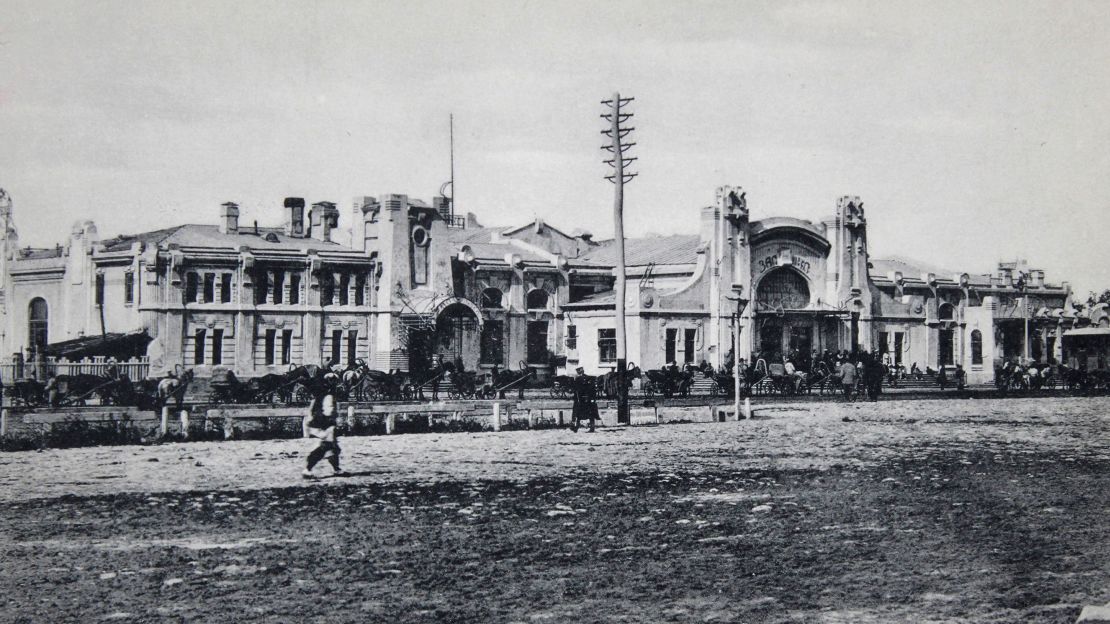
0, 396, 1108, 623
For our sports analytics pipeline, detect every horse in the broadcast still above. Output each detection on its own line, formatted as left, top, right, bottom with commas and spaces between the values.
596, 363, 641, 399
491, 362, 534, 399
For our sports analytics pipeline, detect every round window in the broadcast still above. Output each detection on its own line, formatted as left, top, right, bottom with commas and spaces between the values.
411, 226, 430, 247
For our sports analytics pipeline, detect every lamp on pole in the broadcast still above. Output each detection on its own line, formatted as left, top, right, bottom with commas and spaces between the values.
726, 289, 749, 419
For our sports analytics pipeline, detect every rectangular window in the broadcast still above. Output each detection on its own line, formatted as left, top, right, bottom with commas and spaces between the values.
347, 330, 358, 366
220, 273, 232, 303
339, 273, 350, 306
289, 273, 301, 305
124, 272, 134, 305
185, 272, 199, 303
273, 271, 284, 304
598, 328, 617, 363
355, 274, 366, 306
879, 332, 889, 355
894, 332, 904, 366
264, 329, 277, 365
211, 329, 224, 365
95, 273, 105, 306
566, 325, 577, 350
194, 329, 206, 365
527, 320, 549, 364
281, 329, 293, 365
321, 274, 334, 306
665, 328, 677, 364
684, 328, 697, 364
254, 271, 268, 305
330, 329, 342, 365
203, 273, 215, 304
480, 320, 504, 364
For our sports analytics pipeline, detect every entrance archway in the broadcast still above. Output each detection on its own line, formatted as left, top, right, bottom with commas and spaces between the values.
756, 268, 810, 311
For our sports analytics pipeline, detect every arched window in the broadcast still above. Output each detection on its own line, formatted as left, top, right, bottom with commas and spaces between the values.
939, 303, 955, 320
971, 329, 983, 365
28, 298, 48, 352
526, 289, 549, 310
756, 268, 810, 310
480, 288, 503, 309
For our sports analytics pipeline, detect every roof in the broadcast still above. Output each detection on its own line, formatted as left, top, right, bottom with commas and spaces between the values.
580, 234, 703, 267
444, 226, 503, 245
43, 331, 152, 360
562, 290, 617, 308
464, 243, 549, 264
1063, 327, 1110, 338
100, 224, 355, 254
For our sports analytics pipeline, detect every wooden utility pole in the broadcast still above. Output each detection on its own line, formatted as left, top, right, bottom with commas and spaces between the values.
602, 93, 637, 425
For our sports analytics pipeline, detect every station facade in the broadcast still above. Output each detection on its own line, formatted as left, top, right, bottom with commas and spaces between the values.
0, 186, 1096, 384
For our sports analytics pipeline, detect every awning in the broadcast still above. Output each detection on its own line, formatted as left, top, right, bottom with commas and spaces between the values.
1062, 327, 1110, 338
42, 332, 152, 360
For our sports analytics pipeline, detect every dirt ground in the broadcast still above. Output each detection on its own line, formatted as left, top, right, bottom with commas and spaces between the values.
0, 396, 1107, 623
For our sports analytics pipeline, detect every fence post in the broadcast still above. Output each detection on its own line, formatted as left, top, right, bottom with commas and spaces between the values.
557, 410, 564, 427
527, 410, 535, 429
491, 402, 501, 432
0, 408, 8, 437
160, 406, 170, 437
180, 410, 190, 439
223, 412, 236, 440
347, 405, 355, 431
385, 414, 395, 435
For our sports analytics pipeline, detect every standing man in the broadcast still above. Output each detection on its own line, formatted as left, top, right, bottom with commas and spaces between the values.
570, 367, 597, 433
838, 357, 857, 402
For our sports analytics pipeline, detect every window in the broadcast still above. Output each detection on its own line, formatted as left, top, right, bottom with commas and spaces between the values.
598, 328, 616, 363
273, 271, 284, 304
480, 288, 503, 309
124, 272, 134, 305
185, 272, 199, 303
879, 332, 889, 355
480, 320, 504, 364
665, 328, 677, 364
211, 329, 224, 365
281, 329, 293, 365
264, 329, 277, 365
684, 328, 697, 364
321, 273, 335, 306
411, 226, 429, 286
566, 325, 577, 350
939, 303, 955, 320
203, 273, 215, 304
330, 329, 342, 365
289, 273, 301, 305
28, 298, 48, 352
194, 329, 206, 365
95, 273, 105, 306
254, 271, 268, 305
220, 273, 232, 303
355, 274, 366, 306
347, 330, 358, 366
894, 332, 904, 366
756, 268, 809, 310
971, 329, 983, 366
526, 289, 549, 310
339, 273, 350, 306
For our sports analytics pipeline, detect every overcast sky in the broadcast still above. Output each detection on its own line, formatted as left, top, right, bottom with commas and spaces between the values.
2, 0, 1109, 296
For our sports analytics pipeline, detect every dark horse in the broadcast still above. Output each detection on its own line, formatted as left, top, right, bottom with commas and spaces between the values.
491, 362, 535, 399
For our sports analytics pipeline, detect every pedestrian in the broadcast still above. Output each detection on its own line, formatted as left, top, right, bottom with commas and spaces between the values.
937, 365, 948, 391
302, 393, 345, 479
838, 357, 856, 402
570, 367, 597, 433
866, 352, 883, 401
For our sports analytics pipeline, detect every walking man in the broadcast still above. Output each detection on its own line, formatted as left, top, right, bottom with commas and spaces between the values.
838, 357, 857, 402
302, 393, 345, 478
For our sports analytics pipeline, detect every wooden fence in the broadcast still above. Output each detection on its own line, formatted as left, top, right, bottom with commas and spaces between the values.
0, 356, 150, 382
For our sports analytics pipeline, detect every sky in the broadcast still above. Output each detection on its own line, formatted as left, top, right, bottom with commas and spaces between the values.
1, 0, 1109, 296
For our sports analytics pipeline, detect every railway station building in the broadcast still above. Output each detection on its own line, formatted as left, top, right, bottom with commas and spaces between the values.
0, 185, 1092, 385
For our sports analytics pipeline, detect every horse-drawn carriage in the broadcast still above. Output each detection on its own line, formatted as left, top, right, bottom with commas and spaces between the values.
642, 366, 694, 399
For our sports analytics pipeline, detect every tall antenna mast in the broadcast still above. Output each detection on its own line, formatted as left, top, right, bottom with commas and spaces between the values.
449, 113, 455, 219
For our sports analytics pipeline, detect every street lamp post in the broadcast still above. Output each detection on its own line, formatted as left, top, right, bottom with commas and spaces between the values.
727, 290, 749, 419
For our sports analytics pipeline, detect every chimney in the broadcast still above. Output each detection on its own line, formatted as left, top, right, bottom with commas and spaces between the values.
309, 201, 340, 243
219, 202, 240, 235
284, 197, 306, 238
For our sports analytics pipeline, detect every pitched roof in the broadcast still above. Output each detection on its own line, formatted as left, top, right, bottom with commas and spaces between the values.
580, 234, 703, 267
100, 224, 356, 254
